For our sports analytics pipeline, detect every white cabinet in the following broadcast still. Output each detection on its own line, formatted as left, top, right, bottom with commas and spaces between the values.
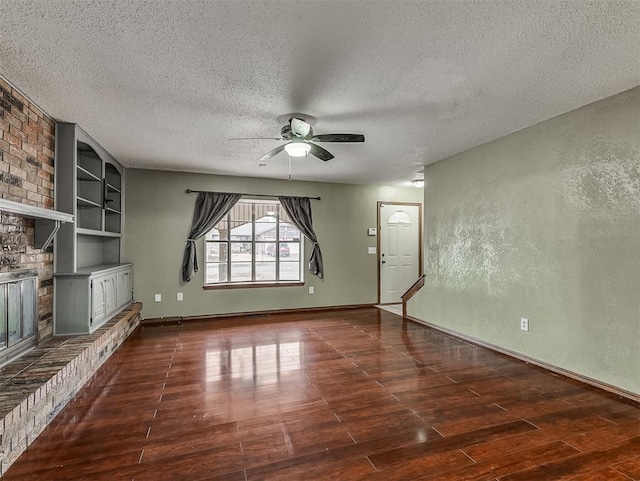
55, 264, 133, 335
116, 269, 133, 307
104, 274, 117, 314
90, 275, 107, 328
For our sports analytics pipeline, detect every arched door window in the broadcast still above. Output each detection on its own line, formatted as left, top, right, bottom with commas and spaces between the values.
387, 210, 412, 224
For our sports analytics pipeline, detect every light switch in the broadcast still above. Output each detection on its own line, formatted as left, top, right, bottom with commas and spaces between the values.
368, 247, 376, 255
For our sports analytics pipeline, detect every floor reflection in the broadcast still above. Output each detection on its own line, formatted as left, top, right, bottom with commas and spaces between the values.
206, 341, 302, 382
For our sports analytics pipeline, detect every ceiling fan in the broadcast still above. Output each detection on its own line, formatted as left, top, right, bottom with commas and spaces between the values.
232, 117, 365, 162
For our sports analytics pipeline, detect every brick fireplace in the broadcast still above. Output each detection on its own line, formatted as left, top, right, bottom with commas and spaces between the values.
0, 183, 141, 476
0, 75, 142, 477
0, 77, 56, 344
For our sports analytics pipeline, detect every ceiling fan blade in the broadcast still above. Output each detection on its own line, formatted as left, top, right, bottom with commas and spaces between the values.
290, 118, 312, 138
259, 144, 287, 161
308, 143, 334, 162
229, 137, 284, 140
310, 133, 365, 143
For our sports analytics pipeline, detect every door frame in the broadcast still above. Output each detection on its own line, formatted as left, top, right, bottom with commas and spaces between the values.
377, 201, 423, 305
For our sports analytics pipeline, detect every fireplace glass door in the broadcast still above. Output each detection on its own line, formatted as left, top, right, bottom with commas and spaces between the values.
0, 271, 38, 363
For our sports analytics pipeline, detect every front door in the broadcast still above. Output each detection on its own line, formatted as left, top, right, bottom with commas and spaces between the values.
379, 203, 421, 304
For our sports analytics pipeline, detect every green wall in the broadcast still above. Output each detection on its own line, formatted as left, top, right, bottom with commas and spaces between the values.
408, 87, 640, 395
123, 170, 422, 319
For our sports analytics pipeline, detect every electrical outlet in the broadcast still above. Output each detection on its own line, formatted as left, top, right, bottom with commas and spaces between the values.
520, 317, 529, 332
177, 293, 183, 301
309, 286, 314, 294
154, 294, 162, 302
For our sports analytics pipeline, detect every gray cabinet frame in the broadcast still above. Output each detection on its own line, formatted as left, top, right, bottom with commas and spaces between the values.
53, 123, 133, 335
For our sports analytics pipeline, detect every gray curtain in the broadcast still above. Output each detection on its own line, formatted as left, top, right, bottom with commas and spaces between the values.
279, 196, 324, 279
182, 192, 242, 282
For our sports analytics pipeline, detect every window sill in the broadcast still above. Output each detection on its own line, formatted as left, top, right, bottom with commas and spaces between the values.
203, 281, 304, 290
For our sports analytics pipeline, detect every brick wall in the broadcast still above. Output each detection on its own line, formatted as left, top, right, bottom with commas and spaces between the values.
0, 76, 56, 341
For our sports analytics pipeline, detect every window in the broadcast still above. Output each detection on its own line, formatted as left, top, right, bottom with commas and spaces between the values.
205, 200, 303, 285
388, 210, 412, 224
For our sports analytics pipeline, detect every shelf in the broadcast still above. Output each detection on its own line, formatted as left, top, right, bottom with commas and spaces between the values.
104, 163, 121, 192
0, 199, 74, 223
77, 143, 102, 180
77, 228, 122, 238
106, 183, 121, 194
77, 166, 101, 182
104, 197, 121, 212
78, 178, 102, 207
77, 197, 102, 208
0, 199, 75, 250
56, 263, 133, 277
75, 136, 122, 235
104, 210, 121, 234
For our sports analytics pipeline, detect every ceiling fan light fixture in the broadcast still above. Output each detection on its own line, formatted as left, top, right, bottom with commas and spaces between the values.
284, 142, 311, 157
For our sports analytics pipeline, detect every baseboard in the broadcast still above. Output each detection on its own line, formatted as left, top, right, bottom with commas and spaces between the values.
406, 315, 640, 406
141, 303, 376, 326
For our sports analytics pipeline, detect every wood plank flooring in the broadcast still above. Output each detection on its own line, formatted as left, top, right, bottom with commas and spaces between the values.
3, 307, 639, 480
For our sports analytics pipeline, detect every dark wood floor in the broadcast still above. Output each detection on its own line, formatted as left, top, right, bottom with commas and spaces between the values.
4, 307, 640, 480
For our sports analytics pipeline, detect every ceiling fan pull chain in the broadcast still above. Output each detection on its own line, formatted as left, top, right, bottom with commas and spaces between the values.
288, 155, 292, 181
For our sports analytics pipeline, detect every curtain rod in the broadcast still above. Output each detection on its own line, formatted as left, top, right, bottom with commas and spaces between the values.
185, 189, 320, 201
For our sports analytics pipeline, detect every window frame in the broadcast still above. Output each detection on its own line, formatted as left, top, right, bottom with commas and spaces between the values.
203, 199, 304, 288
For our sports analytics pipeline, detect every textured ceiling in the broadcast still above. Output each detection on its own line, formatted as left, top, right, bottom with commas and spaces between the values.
1, 1, 638, 185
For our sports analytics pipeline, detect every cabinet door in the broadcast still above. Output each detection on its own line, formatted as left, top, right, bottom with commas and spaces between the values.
104, 274, 117, 315
116, 269, 132, 307
91, 276, 106, 327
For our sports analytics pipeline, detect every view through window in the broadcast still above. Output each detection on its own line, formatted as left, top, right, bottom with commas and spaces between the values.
205, 200, 303, 285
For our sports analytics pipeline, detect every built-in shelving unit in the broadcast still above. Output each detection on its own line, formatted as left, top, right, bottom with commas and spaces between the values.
54, 123, 133, 334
